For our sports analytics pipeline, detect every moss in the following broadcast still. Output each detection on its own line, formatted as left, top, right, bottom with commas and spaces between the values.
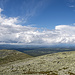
58, 69, 62, 71
68, 71, 75, 75
62, 67, 69, 70
53, 61, 57, 63
23, 70, 58, 75
11, 70, 18, 72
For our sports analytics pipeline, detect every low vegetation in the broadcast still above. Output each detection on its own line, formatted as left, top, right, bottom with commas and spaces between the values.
0, 50, 75, 75
0, 49, 32, 65
23, 48, 75, 56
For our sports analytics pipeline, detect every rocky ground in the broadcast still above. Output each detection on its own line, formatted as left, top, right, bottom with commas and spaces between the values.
0, 50, 75, 75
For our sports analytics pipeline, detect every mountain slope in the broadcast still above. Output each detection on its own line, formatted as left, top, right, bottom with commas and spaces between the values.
0, 51, 75, 75
0, 49, 32, 65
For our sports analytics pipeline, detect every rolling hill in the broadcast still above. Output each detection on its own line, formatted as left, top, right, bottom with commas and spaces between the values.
0, 49, 32, 65
0, 50, 75, 75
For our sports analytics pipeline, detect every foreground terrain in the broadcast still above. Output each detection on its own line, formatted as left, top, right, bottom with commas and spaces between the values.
0, 50, 75, 75
0, 49, 32, 65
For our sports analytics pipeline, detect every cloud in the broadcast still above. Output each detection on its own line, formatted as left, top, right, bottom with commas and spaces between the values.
67, 0, 75, 8
0, 0, 9, 9
55, 25, 75, 43
0, 8, 3, 13
21, 0, 49, 23
0, 8, 75, 45
0, 0, 49, 23
69, 5, 75, 7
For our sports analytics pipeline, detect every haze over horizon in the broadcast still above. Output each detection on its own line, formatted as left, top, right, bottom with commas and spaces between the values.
0, 0, 75, 45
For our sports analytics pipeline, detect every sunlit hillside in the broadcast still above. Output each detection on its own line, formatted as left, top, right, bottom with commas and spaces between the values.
0, 51, 75, 75
0, 49, 32, 65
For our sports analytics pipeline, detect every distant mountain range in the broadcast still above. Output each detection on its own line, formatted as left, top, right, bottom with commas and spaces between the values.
0, 43, 75, 50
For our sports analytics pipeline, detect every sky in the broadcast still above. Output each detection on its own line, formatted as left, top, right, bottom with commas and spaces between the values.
0, 0, 75, 45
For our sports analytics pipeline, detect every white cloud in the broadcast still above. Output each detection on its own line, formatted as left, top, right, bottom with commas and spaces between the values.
69, 5, 75, 7
55, 25, 75, 43
21, 0, 49, 23
0, 8, 3, 13
0, 8, 75, 45
67, 0, 75, 8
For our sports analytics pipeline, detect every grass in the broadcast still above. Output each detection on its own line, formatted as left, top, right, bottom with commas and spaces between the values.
0, 50, 32, 65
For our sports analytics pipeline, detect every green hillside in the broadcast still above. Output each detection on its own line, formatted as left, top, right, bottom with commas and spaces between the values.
0, 50, 75, 75
0, 49, 32, 65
